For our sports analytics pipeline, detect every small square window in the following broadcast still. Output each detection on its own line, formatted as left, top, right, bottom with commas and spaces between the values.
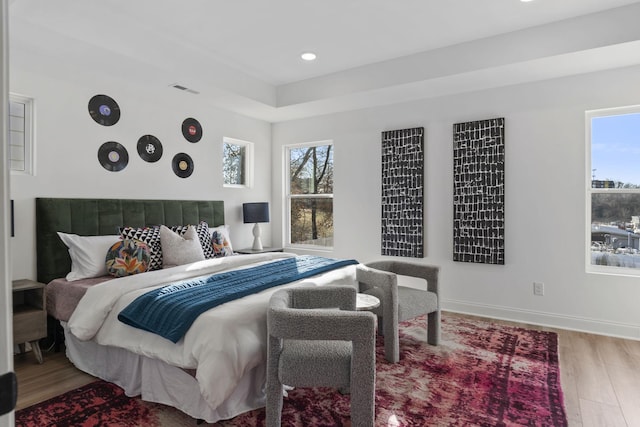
223, 137, 253, 188
9, 94, 34, 175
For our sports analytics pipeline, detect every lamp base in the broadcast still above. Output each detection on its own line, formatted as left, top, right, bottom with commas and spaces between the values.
252, 223, 263, 251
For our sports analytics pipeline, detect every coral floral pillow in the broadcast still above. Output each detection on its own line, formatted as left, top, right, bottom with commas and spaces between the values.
211, 230, 234, 257
105, 239, 151, 277
119, 226, 162, 271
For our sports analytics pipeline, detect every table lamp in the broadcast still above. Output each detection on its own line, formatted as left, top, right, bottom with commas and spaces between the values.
243, 202, 269, 251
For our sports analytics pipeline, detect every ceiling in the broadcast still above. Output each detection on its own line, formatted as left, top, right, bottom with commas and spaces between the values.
9, 0, 640, 122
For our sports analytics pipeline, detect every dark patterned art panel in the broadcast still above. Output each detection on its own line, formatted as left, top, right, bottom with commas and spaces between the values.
453, 118, 505, 264
381, 127, 424, 258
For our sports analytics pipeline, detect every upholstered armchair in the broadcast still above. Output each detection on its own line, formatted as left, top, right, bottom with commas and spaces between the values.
266, 285, 376, 427
356, 260, 440, 363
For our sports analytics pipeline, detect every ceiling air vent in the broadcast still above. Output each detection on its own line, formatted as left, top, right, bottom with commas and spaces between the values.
170, 84, 200, 95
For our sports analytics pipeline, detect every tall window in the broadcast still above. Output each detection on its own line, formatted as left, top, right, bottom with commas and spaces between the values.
286, 141, 334, 248
587, 105, 640, 274
9, 94, 34, 175
223, 137, 253, 187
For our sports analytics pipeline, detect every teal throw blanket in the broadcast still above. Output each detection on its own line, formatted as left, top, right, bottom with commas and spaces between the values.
118, 255, 358, 343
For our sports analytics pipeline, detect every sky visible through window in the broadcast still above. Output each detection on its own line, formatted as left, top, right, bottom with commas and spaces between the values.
591, 112, 640, 186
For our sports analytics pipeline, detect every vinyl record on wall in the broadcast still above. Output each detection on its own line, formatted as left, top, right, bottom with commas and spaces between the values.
137, 135, 163, 162
98, 141, 129, 172
88, 94, 121, 126
181, 117, 202, 143
172, 152, 194, 178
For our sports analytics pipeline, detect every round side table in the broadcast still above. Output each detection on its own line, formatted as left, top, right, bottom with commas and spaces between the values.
356, 293, 380, 311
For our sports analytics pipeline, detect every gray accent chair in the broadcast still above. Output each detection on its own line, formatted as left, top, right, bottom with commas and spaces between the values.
356, 260, 440, 363
266, 286, 376, 427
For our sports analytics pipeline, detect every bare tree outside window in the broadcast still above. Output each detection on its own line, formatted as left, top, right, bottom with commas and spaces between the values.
223, 138, 253, 187
288, 143, 333, 247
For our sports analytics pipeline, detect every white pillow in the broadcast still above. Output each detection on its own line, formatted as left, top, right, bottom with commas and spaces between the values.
57, 232, 121, 281
160, 225, 205, 267
209, 224, 233, 252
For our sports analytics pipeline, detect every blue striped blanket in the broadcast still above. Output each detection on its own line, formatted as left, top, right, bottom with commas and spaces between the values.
117, 255, 358, 343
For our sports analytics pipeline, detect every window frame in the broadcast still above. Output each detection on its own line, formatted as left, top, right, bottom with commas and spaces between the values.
222, 136, 254, 188
586, 104, 640, 276
284, 140, 334, 251
9, 93, 35, 175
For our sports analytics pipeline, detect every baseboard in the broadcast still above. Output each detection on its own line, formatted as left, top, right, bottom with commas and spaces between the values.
442, 298, 640, 341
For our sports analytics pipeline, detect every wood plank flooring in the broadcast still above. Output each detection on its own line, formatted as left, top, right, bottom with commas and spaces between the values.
13, 312, 640, 426
13, 349, 95, 411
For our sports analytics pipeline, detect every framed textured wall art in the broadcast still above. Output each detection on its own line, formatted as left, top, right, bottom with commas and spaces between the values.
381, 127, 424, 258
453, 118, 505, 264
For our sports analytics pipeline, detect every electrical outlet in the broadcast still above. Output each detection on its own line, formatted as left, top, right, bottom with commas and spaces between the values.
533, 282, 544, 296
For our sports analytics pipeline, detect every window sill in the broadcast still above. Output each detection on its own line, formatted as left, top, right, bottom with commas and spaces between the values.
285, 245, 334, 254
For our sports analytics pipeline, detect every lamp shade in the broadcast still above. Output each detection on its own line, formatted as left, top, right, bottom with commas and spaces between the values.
243, 202, 269, 224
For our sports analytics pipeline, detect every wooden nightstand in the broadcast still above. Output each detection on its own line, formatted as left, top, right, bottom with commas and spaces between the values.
235, 247, 284, 255
12, 279, 46, 364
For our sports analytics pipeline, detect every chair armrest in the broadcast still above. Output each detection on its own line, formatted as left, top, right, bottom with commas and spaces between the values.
268, 308, 375, 342
356, 264, 396, 294
356, 264, 398, 312
366, 260, 439, 295
289, 285, 357, 311
356, 264, 399, 361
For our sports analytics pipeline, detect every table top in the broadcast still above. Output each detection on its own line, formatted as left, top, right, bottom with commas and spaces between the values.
235, 247, 284, 254
356, 293, 380, 311
12, 279, 45, 291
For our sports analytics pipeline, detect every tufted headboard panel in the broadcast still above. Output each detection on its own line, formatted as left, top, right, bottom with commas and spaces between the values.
35, 198, 225, 284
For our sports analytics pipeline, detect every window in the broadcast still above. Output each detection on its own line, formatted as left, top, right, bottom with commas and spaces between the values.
286, 141, 334, 249
587, 105, 640, 274
222, 137, 253, 187
9, 94, 34, 175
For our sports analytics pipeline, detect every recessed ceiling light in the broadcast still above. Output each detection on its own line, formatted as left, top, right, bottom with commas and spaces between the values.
301, 52, 317, 61
521, 0, 534, 2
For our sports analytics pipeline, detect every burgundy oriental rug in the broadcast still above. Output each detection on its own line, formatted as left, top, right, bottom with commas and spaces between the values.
16, 314, 567, 427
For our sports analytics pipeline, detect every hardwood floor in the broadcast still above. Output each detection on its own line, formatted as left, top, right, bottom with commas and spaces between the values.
13, 312, 640, 426
455, 313, 640, 427
13, 349, 95, 411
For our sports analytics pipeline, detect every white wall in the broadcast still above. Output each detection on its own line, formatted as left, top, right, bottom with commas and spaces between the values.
10, 69, 273, 281
9, 49, 640, 339
272, 65, 640, 340
1, 0, 15, 425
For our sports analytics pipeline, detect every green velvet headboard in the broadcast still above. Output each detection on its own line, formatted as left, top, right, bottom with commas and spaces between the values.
36, 198, 225, 284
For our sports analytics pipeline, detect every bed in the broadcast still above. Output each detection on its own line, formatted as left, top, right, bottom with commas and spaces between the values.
36, 197, 359, 423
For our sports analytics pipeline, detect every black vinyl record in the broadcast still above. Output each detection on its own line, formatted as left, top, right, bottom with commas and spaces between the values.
181, 118, 202, 143
172, 153, 194, 178
88, 94, 121, 126
98, 141, 128, 172
137, 135, 163, 162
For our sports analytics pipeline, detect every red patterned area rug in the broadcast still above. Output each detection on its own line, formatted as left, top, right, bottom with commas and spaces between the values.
16, 314, 567, 427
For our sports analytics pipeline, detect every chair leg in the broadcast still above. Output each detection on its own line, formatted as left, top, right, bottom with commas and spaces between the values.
266, 380, 284, 427
350, 387, 375, 427
266, 350, 284, 427
383, 314, 399, 363
427, 310, 440, 346
350, 360, 376, 426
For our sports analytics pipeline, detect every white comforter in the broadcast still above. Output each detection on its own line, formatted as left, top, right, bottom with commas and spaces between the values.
67, 252, 358, 414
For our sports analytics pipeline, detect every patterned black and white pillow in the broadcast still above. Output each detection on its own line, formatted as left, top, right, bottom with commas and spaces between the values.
119, 226, 163, 271
170, 221, 215, 259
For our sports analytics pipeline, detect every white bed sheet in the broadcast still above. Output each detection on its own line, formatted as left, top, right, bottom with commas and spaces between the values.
65, 252, 359, 423
63, 322, 265, 422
